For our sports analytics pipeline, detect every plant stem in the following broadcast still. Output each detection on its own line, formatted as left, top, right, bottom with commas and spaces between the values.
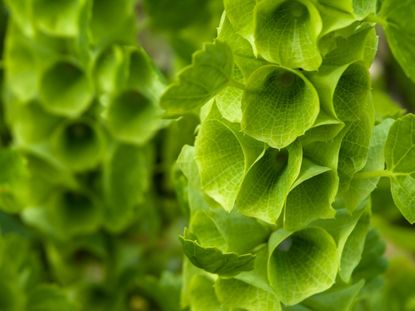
365, 14, 387, 27
354, 170, 394, 179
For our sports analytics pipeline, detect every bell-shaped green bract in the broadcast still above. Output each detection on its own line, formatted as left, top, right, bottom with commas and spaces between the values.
39, 60, 93, 117
235, 143, 302, 224
50, 119, 106, 172
93, 45, 126, 95
301, 280, 365, 311
242, 65, 320, 149
50, 190, 101, 238
180, 230, 255, 277
254, 0, 323, 70
90, 0, 137, 46
324, 62, 373, 189
94, 45, 163, 98
384, 114, 415, 224
339, 210, 370, 282
0, 149, 27, 213
3, 22, 38, 102
315, 205, 371, 284
352, 229, 387, 282
318, 0, 377, 20
268, 228, 338, 305
194, 106, 264, 212
24, 188, 101, 240
224, 0, 256, 40
185, 273, 223, 311
0, 234, 76, 311
283, 159, 337, 231
103, 143, 153, 232
104, 90, 162, 145
124, 47, 164, 98
2, 0, 34, 36
6, 100, 63, 148
215, 277, 281, 311
217, 16, 267, 82
32, 0, 89, 37
178, 145, 271, 250
341, 119, 394, 212
380, 0, 415, 84
16, 152, 76, 211
322, 24, 378, 68
160, 41, 234, 117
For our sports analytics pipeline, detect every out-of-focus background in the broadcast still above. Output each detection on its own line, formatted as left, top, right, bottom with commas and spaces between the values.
0, 1, 222, 310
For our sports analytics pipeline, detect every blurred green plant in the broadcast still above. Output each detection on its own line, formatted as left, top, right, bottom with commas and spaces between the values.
0, 0, 214, 310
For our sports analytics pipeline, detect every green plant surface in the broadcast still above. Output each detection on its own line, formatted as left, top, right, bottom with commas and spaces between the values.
160, 0, 415, 310
2, 0, 415, 310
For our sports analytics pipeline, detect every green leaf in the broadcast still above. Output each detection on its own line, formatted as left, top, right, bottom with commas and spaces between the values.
160, 41, 233, 117
39, 61, 93, 117
215, 278, 281, 311
242, 65, 320, 149
254, 0, 323, 70
380, 0, 415, 83
235, 143, 302, 223
284, 159, 337, 231
268, 228, 338, 305
180, 231, 255, 277
384, 114, 415, 223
